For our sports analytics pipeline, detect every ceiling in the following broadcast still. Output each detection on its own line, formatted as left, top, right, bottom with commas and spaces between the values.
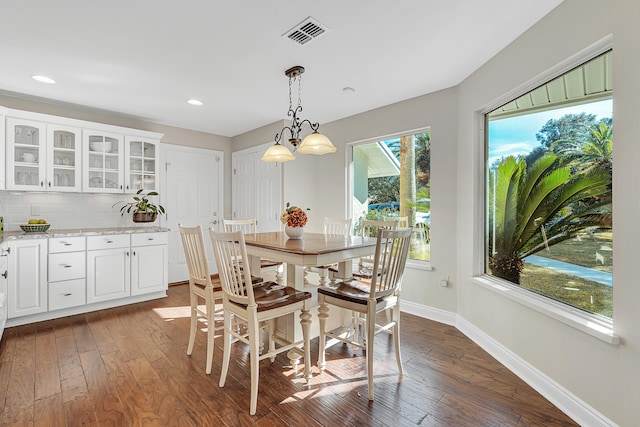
0, 1, 564, 137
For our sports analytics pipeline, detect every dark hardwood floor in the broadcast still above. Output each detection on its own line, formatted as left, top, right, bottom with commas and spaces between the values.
0, 284, 578, 426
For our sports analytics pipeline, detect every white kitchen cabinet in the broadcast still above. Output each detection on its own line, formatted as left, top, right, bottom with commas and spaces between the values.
125, 136, 160, 193
48, 236, 86, 310
7, 238, 48, 318
6, 118, 82, 191
131, 232, 168, 295
0, 246, 8, 340
83, 130, 124, 193
86, 235, 131, 303
47, 124, 82, 191
6, 117, 47, 191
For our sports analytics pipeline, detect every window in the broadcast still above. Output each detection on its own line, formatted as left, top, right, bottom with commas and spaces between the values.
350, 129, 431, 263
485, 51, 612, 318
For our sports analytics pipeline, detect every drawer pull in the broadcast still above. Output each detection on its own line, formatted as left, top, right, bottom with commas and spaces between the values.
62, 264, 72, 268
105, 239, 114, 244
63, 242, 72, 246
1, 271, 7, 279
63, 293, 72, 297
147, 238, 154, 241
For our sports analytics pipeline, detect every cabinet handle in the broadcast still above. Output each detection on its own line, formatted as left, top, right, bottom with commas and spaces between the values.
133, 251, 136, 256
1, 271, 7, 279
147, 238, 154, 241
48, 181, 51, 187
126, 251, 130, 256
63, 242, 72, 246
63, 293, 72, 297
105, 239, 114, 244
40, 181, 44, 187
120, 185, 123, 190
62, 264, 72, 268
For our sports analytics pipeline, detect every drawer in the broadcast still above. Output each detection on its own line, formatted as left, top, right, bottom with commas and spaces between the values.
87, 234, 130, 250
49, 236, 86, 253
49, 279, 86, 311
49, 251, 86, 282
131, 232, 168, 247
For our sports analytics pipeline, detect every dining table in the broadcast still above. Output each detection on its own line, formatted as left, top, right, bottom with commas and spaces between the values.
243, 231, 379, 342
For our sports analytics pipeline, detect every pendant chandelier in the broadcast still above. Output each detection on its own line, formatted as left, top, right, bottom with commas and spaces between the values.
261, 66, 336, 162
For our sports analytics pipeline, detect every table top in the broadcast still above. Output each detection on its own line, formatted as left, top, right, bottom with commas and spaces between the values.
243, 232, 377, 255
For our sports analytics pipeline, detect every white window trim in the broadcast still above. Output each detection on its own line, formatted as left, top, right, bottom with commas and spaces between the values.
346, 127, 432, 269
472, 35, 618, 345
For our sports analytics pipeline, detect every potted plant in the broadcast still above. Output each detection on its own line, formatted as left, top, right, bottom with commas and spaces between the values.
113, 189, 166, 223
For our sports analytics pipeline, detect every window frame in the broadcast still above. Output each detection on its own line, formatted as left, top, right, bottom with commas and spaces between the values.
346, 126, 432, 270
472, 36, 619, 344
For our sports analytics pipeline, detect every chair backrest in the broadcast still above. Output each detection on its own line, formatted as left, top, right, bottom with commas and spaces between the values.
360, 219, 398, 238
178, 224, 213, 287
369, 228, 412, 298
223, 218, 257, 235
324, 217, 352, 236
383, 216, 409, 228
209, 230, 256, 306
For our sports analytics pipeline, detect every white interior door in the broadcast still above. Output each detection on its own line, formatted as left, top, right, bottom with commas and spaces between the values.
232, 144, 282, 232
162, 144, 223, 283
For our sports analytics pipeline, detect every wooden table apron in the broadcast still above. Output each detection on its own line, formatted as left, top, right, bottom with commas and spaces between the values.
243, 232, 378, 342
243, 231, 378, 289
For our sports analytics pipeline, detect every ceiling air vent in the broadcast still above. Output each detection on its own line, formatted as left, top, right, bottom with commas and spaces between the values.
283, 17, 327, 45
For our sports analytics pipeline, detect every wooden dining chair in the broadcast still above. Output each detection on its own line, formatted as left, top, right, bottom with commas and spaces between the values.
317, 227, 412, 400
209, 229, 313, 415
306, 217, 353, 285
178, 224, 223, 375
223, 218, 284, 283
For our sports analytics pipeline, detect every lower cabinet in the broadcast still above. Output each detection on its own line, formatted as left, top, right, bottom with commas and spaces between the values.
131, 233, 168, 296
4, 231, 168, 325
87, 235, 131, 304
7, 238, 48, 318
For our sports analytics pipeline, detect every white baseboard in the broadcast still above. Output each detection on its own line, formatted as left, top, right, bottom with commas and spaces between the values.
401, 302, 617, 427
401, 300, 457, 326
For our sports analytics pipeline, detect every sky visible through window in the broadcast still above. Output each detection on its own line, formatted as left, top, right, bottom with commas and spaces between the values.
487, 99, 613, 165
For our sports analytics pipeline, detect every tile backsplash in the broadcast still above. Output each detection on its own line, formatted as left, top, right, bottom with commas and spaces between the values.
0, 191, 165, 231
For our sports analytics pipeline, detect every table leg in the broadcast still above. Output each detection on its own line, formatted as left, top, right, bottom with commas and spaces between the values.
248, 254, 261, 277
286, 263, 306, 290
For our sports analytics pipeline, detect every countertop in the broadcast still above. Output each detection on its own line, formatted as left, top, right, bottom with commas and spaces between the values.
0, 227, 169, 246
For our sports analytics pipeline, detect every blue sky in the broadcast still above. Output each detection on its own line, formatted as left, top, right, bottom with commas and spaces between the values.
487, 99, 613, 165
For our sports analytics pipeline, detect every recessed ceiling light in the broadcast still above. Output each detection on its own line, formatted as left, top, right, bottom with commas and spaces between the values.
32, 75, 56, 84
187, 99, 204, 106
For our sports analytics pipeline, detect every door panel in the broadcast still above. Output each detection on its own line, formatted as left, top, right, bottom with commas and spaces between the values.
163, 144, 223, 283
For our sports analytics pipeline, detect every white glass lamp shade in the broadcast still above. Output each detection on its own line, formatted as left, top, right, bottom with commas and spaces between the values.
296, 132, 337, 155
261, 143, 295, 162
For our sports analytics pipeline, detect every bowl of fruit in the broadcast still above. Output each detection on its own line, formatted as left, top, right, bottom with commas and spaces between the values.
20, 219, 50, 233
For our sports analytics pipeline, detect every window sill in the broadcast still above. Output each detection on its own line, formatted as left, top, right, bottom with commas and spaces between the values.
407, 259, 432, 271
470, 275, 620, 345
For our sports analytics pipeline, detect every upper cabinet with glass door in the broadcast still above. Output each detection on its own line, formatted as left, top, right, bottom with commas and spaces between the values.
47, 125, 82, 192
125, 136, 159, 192
6, 118, 47, 191
83, 130, 124, 193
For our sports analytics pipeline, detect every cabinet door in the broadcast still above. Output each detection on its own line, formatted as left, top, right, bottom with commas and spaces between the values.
131, 244, 167, 296
47, 124, 82, 192
7, 239, 48, 318
87, 248, 130, 303
6, 118, 47, 191
83, 130, 124, 193
125, 136, 159, 193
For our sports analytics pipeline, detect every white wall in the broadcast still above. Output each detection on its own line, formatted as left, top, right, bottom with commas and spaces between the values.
456, 1, 639, 425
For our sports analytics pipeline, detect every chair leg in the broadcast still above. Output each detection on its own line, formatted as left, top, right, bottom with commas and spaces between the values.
205, 293, 215, 375
187, 291, 197, 356
248, 312, 260, 416
268, 320, 276, 362
219, 310, 232, 388
393, 303, 403, 375
317, 297, 329, 371
300, 307, 312, 384
366, 305, 376, 401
